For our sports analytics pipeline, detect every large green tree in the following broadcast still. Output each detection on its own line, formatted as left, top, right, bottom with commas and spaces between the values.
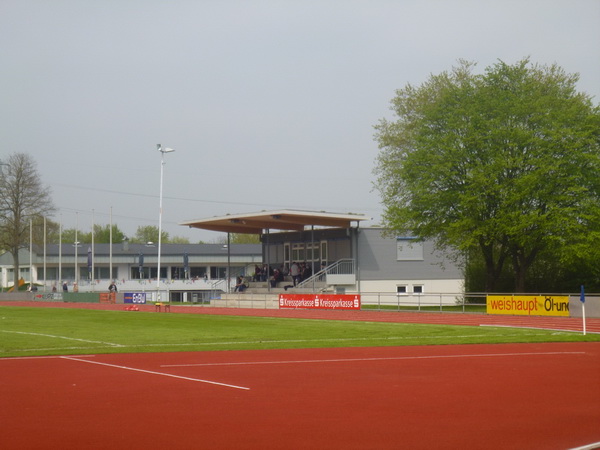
374, 59, 600, 292
0, 153, 55, 284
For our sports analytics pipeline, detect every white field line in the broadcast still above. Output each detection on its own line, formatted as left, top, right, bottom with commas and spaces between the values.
6, 346, 113, 353
479, 324, 599, 334
161, 351, 587, 368
61, 356, 250, 391
1, 330, 123, 347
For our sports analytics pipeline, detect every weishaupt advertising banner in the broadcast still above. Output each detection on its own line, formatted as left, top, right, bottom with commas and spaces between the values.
279, 294, 361, 310
486, 295, 569, 317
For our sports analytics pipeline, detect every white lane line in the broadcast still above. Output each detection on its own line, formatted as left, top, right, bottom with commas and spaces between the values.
1, 330, 123, 347
61, 356, 250, 391
569, 442, 600, 450
161, 351, 586, 368
5, 346, 114, 353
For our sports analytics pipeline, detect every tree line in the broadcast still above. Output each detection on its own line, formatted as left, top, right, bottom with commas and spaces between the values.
29, 220, 191, 246
29, 220, 258, 246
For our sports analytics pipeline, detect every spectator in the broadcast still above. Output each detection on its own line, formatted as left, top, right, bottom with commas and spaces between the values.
252, 265, 262, 282
234, 276, 247, 292
302, 263, 312, 281
270, 268, 283, 288
290, 262, 301, 286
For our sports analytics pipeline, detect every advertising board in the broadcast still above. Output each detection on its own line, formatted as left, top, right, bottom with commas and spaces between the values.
124, 292, 147, 304
279, 294, 360, 310
486, 295, 570, 317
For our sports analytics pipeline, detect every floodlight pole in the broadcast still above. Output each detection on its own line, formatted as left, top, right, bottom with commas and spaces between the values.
0, 162, 7, 290
156, 144, 175, 302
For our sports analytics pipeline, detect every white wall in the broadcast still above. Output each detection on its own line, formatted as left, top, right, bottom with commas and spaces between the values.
358, 279, 464, 295
350, 279, 464, 306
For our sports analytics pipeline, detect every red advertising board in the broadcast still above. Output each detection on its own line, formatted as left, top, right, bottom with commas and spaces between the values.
279, 294, 361, 310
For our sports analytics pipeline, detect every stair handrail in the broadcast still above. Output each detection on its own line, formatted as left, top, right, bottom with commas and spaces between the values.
295, 259, 355, 290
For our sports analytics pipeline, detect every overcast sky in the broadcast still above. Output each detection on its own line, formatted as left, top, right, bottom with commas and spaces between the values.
2, 0, 599, 243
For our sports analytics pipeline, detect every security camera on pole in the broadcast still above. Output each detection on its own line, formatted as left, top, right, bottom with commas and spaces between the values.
156, 144, 175, 303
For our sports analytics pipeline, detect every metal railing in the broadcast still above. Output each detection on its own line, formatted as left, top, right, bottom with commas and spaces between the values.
211, 291, 487, 312
360, 292, 487, 312
296, 259, 355, 290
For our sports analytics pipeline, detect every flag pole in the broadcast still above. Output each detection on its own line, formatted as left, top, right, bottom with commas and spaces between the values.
580, 285, 586, 336
91, 209, 95, 292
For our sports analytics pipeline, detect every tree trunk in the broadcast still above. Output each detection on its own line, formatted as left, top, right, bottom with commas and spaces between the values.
480, 239, 508, 292
511, 245, 540, 293
513, 260, 527, 293
11, 248, 20, 286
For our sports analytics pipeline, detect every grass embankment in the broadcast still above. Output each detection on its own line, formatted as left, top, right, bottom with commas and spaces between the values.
1, 307, 597, 358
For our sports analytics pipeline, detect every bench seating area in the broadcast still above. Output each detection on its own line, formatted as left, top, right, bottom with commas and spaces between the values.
239, 276, 329, 294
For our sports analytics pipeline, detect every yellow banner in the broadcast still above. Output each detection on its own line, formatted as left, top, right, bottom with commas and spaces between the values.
486, 295, 570, 317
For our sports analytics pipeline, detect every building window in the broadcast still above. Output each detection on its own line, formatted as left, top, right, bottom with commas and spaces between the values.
132, 267, 151, 280
413, 285, 423, 294
210, 267, 227, 279
190, 267, 207, 279
320, 241, 328, 263
292, 244, 305, 262
396, 285, 407, 294
305, 243, 320, 262
396, 238, 424, 261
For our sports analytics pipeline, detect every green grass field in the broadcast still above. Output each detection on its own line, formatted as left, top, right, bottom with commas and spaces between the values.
1, 307, 598, 358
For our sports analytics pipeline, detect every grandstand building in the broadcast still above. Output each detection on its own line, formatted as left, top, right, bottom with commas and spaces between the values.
182, 210, 463, 301
0, 210, 463, 304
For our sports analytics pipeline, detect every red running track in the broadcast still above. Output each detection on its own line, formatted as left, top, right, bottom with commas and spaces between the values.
1, 343, 599, 449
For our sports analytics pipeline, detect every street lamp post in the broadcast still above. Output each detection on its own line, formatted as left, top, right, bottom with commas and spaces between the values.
156, 144, 175, 302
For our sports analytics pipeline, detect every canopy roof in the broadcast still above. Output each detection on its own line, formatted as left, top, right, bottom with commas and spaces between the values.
180, 210, 370, 234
